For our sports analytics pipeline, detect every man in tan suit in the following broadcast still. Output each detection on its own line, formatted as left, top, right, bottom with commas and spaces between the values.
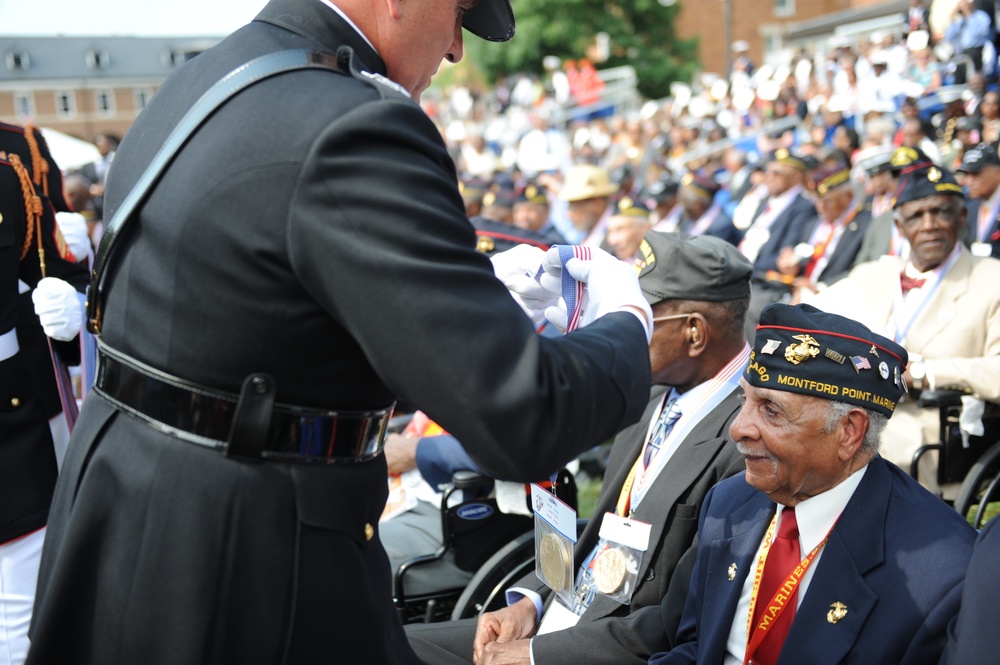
811, 161, 1000, 492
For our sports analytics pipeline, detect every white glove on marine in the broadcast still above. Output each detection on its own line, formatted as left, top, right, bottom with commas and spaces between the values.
539, 246, 652, 342
490, 244, 560, 328
55, 212, 91, 263
32, 277, 84, 342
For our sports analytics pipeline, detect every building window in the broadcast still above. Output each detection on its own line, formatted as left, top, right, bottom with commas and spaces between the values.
13, 92, 34, 119
774, 0, 794, 17
134, 87, 153, 111
95, 89, 115, 116
55, 90, 76, 118
85, 49, 111, 70
5, 50, 30, 71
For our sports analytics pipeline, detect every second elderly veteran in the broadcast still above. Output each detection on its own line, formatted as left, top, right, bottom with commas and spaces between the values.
649, 303, 977, 665
407, 233, 753, 665
810, 162, 1000, 493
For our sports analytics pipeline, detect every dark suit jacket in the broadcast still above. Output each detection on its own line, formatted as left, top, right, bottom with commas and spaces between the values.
27, 2, 651, 664
650, 457, 976, 665
407, 385, 746, 665
528, 387, 745, 664
815, 208, 873, 285
751, 193, 817, 276
940, 516, 1000, 664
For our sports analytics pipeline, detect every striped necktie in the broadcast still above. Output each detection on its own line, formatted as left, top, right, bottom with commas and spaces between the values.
643, 399, 682, 469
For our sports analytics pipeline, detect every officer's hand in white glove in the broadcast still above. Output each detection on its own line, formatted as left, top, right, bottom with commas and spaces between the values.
55, 212, 91, 263
540, 247, 652, 342
490, 244, 559, 327
32, 277, 84, 342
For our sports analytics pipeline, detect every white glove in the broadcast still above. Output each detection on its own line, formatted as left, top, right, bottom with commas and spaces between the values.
55, 212, 91, 263
32, 277, 84, 341
490, 244, 559, 328
540, 246, 652, 342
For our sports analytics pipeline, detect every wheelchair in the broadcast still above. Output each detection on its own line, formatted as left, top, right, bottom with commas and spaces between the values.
390, 466, 578, 625
910, 389, 1000, 529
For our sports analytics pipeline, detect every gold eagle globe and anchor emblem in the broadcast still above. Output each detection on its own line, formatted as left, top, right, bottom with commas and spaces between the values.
827, 601, 848, 624
784, 334, 821, 365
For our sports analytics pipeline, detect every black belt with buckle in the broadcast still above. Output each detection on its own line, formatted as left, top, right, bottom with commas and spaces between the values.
93, 342, 391, 464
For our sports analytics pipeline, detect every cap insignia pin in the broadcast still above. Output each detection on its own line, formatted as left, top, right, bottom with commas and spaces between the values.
784, 334, 821, 365
728, 563, 737, 581
824, 347, 847, 364
879, 361, 890, 379
762, 339, 781, 355
870, 345, 879, 357
827, 602, 848, 624
476, 236, 495, 253
928, 167, 942, 183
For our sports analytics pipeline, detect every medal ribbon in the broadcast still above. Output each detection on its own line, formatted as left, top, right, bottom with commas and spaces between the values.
742, 513, 836, 665
557, 245, 591, 332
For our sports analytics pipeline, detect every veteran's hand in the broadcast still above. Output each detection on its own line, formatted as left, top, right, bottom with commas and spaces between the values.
383, 433, 418, 475
477, 639, 532, 665
472, 598, 537, 664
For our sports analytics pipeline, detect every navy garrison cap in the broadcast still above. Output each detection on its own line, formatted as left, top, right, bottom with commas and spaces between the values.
892, 163, 964, 209
746, 303, 908, 416
638, 232, 751, 305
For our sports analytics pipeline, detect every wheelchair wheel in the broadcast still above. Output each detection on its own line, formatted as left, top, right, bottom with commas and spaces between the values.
954, 440, 1000, 529
450, 531, 536, 621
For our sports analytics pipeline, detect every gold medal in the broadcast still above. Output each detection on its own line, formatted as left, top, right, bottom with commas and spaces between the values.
539, 533, 570, 591
592, 547, 628, 594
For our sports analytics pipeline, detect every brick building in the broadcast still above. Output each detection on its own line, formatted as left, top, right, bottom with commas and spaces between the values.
675, 0, 912, 75
0, 36, 219, 143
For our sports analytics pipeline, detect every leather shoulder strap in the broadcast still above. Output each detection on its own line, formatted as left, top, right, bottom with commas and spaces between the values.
86, 49, 344, 334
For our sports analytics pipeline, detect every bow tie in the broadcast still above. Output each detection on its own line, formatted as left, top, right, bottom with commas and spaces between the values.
900, 273, 927, 294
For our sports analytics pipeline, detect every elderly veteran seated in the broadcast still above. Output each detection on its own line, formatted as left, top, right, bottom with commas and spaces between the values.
810, 162, 1000, 494
648, 303, 976, 665
772, 166, 872, 303
407, 232, 754, 665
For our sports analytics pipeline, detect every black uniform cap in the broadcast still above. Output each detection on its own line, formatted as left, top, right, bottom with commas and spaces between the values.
463, 0, 515, 42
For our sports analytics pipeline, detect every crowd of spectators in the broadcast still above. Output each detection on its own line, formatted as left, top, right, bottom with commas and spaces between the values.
418, 3, 999, 257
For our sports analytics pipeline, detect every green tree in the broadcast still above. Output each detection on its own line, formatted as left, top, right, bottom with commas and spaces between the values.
464, 0, 699, 100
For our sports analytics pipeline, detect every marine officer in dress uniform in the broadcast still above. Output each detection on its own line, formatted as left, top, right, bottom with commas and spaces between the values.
0, 147, 87, 665
26, 0, 653, 663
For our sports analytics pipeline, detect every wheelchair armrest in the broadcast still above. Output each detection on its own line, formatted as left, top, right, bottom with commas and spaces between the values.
451, 469, 492, 490
916, 389, 968, 409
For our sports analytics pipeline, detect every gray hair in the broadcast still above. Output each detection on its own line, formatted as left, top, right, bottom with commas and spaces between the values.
823, 401, 887, 458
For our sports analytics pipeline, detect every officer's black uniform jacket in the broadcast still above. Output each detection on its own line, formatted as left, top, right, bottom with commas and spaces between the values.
28, 1, 651, 663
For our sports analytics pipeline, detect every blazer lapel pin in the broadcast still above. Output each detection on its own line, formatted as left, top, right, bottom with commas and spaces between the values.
727, 562, 737, 581
827, 601, 848, 624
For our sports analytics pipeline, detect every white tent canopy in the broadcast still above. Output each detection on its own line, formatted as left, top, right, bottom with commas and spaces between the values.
39, 127, 101, 172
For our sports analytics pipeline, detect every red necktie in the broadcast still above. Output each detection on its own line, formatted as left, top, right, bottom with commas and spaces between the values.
750, 507, 800, 665
900, 273, 926, 294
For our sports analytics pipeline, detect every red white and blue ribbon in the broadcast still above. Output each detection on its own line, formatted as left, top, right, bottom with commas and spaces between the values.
557, 245, 591, 332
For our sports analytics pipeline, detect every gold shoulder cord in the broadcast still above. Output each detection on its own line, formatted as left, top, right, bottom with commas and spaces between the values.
9, 153, 45, 276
